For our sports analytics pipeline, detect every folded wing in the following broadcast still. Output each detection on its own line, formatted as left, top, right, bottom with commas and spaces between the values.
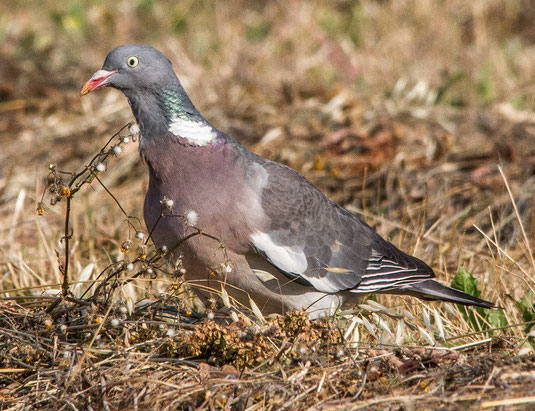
248, 159, 435, 294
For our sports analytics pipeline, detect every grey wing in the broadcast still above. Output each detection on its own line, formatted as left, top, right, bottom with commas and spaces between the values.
248, 159, 435, 294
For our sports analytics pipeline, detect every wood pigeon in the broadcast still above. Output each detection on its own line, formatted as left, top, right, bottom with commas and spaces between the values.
81, 44, 494, 318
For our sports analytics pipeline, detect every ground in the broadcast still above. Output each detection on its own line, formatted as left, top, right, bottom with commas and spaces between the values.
1, 1, 535, 409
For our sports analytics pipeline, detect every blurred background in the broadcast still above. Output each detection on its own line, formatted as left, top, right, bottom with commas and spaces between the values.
1, 0, 535, 330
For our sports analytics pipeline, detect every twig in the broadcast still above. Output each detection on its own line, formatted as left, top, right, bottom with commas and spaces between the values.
445, 320, 535, 341
93, 173, 128, 215
93, 173, 140, 232
45, 297, 63, 314
61, 195, 72, 297
481, 396, 535, 408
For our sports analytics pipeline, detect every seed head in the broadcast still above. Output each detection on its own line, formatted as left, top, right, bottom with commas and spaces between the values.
113, 145, 123, 156
96, 163, 106, 173
138, 244, 147, 259
161, 196, 174, 210
136, 232, 145, 241
121, 239, 132, 253
185, 209, 198, 226
129, 123, 140, 135
60, 186, 71, 198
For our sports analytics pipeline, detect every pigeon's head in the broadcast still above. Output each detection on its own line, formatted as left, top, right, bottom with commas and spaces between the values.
81, 44, 176, 96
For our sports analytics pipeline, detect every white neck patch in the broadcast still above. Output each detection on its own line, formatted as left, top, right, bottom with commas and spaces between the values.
168, 115, 216, 146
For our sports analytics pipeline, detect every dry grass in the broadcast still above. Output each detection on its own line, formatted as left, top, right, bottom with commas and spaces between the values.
1, 0, 535, 409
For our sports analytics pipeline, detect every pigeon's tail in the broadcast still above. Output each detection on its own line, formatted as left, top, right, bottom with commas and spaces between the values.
397, 279, 495, 309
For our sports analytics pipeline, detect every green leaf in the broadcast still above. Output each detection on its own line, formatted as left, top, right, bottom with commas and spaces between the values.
451, 267, 506, 334
517, 293, 535, 333
517, 292, 535, 348
451, 267, 481, 298
486, 309, 507, 329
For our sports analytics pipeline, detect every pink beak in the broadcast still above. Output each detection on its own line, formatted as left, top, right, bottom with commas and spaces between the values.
80, 69, 117, 96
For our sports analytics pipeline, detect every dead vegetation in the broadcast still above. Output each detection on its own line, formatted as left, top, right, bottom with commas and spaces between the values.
2, 0, 535, 409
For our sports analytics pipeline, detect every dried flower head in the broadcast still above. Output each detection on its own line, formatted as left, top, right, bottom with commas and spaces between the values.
161, 196, 174, 210
96, 163, 106, 173
112, 145, 123, 156
60, 186, 71, 198
138, 244, 147, 259
129, 123, 140, 135
185, 209, 198, 226
121, 239, 132, 253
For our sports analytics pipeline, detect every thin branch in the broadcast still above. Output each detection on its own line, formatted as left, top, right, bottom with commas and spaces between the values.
61, 195, 72, 297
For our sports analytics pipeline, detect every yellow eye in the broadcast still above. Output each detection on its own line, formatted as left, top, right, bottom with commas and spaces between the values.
127, 56, 139, 68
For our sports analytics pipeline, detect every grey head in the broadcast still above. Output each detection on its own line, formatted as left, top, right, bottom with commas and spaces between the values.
81, 44, 203, 143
